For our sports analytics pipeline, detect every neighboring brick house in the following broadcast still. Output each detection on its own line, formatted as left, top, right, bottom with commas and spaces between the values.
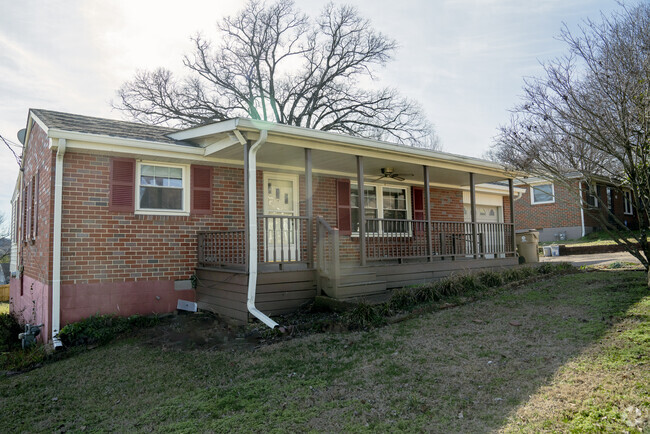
10, 109, 519, 343
515, 176, 639, 242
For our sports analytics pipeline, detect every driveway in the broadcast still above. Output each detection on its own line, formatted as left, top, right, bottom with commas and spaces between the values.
539, 251, 643, 267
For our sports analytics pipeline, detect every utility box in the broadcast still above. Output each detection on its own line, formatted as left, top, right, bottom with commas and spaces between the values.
516, 231, 540, 263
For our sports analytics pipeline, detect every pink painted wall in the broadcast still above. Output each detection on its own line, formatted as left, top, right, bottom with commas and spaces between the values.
10, 275, 51, 343
60, 280, 194, 325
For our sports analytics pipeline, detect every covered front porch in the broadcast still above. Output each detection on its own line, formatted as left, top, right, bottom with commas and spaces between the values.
173, 120, 519, 323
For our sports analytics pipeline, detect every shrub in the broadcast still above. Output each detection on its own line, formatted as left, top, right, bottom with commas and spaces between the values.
456, 274, 485, 292
0, 345, 47, 371
477, 270, 504, 288
536, 262, 574, 275
435, 278, 458, 297
0, 312, 23, 352
414, 284, 438, 303
502, 266, 536, 282
390, 288, 417, 310
345, 302, 383, 329
58, 314, 160, 347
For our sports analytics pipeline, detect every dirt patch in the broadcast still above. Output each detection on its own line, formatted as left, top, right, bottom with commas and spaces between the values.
132, 311, 258, 351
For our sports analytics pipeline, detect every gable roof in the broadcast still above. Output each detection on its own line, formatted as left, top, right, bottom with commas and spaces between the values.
30, 109, 197, 147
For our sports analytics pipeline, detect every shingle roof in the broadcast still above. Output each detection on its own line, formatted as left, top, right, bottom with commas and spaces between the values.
30, 109, 198, 147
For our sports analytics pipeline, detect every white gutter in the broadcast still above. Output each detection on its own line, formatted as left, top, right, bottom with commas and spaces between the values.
246, 129, 279, 329
51, 138, 66, 348
579, 181, 586, 237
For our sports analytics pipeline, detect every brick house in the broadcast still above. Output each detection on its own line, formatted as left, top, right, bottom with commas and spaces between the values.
515, 176, 639, 242
10, 109, 519, 344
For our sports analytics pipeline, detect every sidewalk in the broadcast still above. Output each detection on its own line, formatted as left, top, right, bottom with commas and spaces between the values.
539, 251, 643, 267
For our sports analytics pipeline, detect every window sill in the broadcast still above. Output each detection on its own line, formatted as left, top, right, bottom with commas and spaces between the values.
531, 201, 555, 205
135, 210, 190, 217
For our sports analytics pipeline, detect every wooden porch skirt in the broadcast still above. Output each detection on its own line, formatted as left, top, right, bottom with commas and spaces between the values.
196, 256, 518, 324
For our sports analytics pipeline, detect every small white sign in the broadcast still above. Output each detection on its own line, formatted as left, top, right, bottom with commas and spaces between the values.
177, 299, 198, 312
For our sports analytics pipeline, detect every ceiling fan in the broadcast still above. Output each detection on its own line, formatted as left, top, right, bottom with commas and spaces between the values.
374, 167, 413, 182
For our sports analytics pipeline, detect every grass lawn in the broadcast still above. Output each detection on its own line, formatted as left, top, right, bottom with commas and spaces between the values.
0, 302, 8, 315
1, 271, 648, 431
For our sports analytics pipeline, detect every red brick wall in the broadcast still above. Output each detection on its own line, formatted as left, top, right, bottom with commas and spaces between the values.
430, 187, 464, 221
60, 153, 246, 285
514, 181, 582, 230
502, 196, 512, 223
582, 182, 639, 230
10, 121, 54, 340
15, 121, 54, 284
515, 180, 640, 232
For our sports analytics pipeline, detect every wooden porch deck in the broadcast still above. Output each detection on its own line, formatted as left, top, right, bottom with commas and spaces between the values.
196, 256, 518, 324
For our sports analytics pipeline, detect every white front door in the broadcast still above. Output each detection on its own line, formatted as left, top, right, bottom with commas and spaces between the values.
263, 174, 300, 262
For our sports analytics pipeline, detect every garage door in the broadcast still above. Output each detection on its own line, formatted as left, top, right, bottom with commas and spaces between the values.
463, 205, 501, 223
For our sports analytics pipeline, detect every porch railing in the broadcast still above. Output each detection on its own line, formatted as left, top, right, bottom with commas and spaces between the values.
198, 218, 515, 269
365, 219, 515, 261
365, 218, 430, 260
258, 215, 310, 263
198, 230, 246, 268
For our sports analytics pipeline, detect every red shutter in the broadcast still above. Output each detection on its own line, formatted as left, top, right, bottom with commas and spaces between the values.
412, 186, 425, 221
109, 158, 135, 212
23, 180, 29, 243
191, 165, 213, 215
336, 179, 351, 235
34, 171, 39, 238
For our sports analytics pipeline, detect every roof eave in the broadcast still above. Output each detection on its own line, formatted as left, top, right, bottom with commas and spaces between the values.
170, 117, 520, 179
47, 129, 204, 155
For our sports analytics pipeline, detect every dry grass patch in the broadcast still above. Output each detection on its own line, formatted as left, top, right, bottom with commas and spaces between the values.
0, 271, 647, 432
0, 302, 8, 315
500, 285, 650, 432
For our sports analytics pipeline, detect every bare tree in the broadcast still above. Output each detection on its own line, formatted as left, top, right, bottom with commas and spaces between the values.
492, 3, 650, 286
114, 0, 439, 149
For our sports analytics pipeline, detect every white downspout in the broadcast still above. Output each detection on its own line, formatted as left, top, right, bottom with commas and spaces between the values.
579, 181, 586, 237
246, 129, 279, 329
51, 138, 66, 347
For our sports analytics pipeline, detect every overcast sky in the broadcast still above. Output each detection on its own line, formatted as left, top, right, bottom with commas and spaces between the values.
0, 0, 623, 224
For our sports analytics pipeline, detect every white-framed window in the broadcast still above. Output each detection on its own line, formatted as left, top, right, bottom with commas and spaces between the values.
530, 183, 555, 205
624, 190, 634, 215
585, 184, 599, 208
351, 183, 410, 234
136, 162, 190, 215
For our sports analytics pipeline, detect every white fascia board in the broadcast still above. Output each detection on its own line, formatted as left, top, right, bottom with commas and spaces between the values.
514, 176, 551, 185
204, 135, 242, 157
167, 119, 241, 141
473, 183, 526, 195
19, 111, 48, 157
29, 111, 50, 136
170, 117, 520, 178
234, 118, 517, 175
47, 129, 204, 156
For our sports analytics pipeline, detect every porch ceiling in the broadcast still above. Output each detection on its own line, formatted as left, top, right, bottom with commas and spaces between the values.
211, 140, 508, 187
